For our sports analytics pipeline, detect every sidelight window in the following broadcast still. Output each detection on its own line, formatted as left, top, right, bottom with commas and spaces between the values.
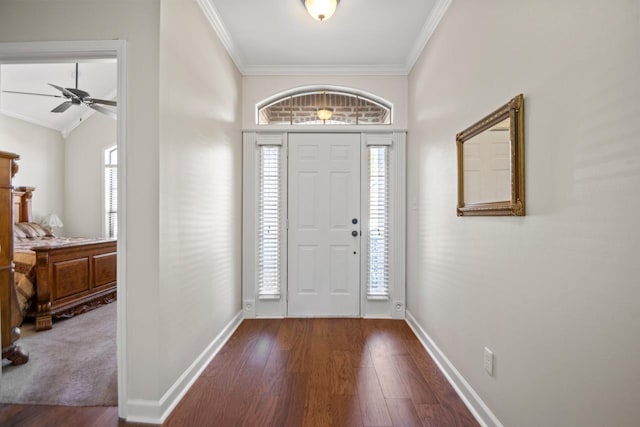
257, 145, 282, 299
367, 146, 390, 298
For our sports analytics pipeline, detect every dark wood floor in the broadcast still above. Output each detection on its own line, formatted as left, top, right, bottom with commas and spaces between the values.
0, 318, 478, 427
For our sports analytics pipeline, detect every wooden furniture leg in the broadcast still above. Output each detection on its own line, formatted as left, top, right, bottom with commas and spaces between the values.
1, 267, 29, 365
34, 251, 53, 331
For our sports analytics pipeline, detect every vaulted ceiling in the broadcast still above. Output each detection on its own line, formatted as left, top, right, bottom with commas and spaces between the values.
0, 61, 117, 137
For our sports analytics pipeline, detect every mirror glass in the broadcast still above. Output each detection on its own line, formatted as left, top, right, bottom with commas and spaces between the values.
456, 94, 525, 216
463, 118, 511, 204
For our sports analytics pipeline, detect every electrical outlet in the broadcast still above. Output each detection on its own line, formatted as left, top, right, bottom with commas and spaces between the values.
484, 347, 494, 376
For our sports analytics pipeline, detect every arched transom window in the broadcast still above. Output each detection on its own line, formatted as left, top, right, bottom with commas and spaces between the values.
258, 89, 392, 125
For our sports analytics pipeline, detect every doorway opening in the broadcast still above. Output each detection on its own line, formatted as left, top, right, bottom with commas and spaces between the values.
0, 40, 127, 413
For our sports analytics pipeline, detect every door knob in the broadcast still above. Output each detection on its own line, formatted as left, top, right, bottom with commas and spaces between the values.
352, 218, 358, 224
352, 230, 359, 237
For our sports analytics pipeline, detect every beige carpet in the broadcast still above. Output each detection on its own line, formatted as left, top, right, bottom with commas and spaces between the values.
0, 302, 117, 406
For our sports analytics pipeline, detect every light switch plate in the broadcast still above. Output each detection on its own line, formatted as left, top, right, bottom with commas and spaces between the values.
484, 347, 494, 376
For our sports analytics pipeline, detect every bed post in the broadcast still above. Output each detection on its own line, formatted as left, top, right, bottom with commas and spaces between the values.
34, 251, 53, 331
15, 186, 35, 223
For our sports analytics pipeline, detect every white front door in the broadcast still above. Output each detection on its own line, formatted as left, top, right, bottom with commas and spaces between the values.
287, 133, 361, 316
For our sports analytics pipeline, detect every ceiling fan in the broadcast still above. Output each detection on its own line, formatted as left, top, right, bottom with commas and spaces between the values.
1, 63, 117, 119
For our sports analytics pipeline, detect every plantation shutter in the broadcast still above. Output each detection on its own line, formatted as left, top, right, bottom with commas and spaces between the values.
258, 144, 282, 299
367, 145, 390, 298
104, 147, 117, 239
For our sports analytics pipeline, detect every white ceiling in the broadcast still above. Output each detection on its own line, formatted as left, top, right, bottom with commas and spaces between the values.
0, 61, 117, 136
201, 0, 451, 75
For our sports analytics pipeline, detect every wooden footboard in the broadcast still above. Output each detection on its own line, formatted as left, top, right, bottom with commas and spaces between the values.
32, 240, 117, 331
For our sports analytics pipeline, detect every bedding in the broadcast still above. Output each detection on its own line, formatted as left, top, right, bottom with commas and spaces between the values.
14, 251, 35, 318
14, 222, 52, 239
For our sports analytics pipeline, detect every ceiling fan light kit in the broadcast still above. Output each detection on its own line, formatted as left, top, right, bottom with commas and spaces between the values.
302, 0, 340, 22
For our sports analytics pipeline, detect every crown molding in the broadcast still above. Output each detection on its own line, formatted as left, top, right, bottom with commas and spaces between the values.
195, 0, 246, 73
242, 64, 408, 76
0, 109, 60, 132
405, 0, 452, 73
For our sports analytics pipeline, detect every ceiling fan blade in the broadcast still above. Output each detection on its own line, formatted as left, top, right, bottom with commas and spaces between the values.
51, 101, 74, 113
85, 98, 117, 107
48, 83, 80, 100
89, 104, 117, 120
1, 90, 64, 99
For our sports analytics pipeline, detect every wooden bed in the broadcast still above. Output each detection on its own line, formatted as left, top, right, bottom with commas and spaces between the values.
13, 187, 117, 332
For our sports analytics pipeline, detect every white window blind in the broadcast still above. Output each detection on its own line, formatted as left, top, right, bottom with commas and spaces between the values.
104, 146, 117, 239
368, 146, 390, 298
258, 145, 281, 299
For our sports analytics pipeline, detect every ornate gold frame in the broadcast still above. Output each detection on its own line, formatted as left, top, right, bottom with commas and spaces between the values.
456, 94, 525, 216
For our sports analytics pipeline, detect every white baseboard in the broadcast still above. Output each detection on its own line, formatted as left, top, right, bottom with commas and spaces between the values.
405, 310, 503, 427
126, 311, 244, 424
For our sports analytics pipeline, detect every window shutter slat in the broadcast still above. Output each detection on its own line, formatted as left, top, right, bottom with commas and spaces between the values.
258, 145, 281, 299
104, 146, 117, 239
368, 146, 390, 298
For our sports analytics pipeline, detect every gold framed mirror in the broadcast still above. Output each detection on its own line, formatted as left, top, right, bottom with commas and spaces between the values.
456, 94, 525, 216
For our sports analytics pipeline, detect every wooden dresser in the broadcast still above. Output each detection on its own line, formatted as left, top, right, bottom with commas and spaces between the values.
0, 150, 28, 365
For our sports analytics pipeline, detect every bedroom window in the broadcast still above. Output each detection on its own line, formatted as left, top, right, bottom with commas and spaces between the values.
367, 145, 390, 298
257, 145, 282, 299
104, 145, 117, 239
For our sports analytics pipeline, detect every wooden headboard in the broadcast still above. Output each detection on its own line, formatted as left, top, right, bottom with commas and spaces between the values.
12, 186, 35, 223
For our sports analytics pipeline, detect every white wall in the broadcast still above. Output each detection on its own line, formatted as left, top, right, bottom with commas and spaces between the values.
0, 0, 162, 402
242, 75, 408, 129
64, 112, 116, 238
407, 1, 640, 426
159, 0, 242, 397
0, 114, 64, 223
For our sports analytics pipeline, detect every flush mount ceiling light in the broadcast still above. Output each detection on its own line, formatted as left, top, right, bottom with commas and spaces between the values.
301, 0, 340, 22
317, 108, 332, 120
317, 91, 333, 121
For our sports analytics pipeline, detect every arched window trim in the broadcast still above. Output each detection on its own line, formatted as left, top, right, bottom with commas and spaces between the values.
256, 85, 394, 126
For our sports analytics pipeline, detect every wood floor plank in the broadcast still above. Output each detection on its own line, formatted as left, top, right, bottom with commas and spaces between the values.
357, 367, 393, 427
345, 318, 374, 369
394, 355, 439, 404
405, 341, 479, 426
371, 352, 410, 399
0, 405, 120, 427
240, 394, 279, 427
271, 373, 308, 427
286, 319, 312, 373
386, 398, 424, 427
164, 377, 225, 426
365, 322, 410, 399
259, 347, 290, 395
353, 347, 375, 368
302, 387, 332, 427
415, 403, 458, 427
329, 395, 364, 427
201, 319, 268, 378
330, 350, 357, 395
382, 321, 412, 356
